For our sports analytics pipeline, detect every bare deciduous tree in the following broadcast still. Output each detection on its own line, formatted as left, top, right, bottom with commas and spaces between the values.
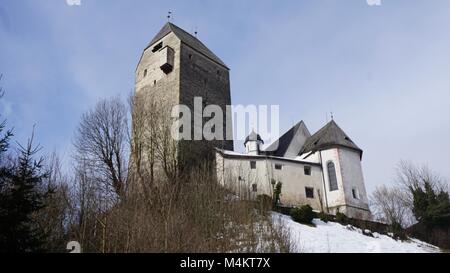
371, 185, 413, 228
73, 97, 129, 199
128, 92, 180, 197
64, 92, 294, 253
371, 160, 449, 229
34, 152, 72, 251
396, 160, 448, 200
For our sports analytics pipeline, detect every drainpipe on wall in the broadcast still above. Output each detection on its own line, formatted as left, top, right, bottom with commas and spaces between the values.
265, 156, 274, 200
319, 150, 330, 213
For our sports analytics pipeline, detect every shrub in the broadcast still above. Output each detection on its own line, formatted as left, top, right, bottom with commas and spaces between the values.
273, 182, 282, 207
411, 182, 450, 228
256, 194, 272, 215
290, 205, 314, 224
391, 221, 407, 240
335, 212, 348, 225
318, 212, 332, 223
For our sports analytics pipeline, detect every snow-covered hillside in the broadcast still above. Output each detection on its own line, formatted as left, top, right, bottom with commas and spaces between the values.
273, 213, 440, 253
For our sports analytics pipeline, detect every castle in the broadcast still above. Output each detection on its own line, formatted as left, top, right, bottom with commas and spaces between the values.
136, 22, 371, 220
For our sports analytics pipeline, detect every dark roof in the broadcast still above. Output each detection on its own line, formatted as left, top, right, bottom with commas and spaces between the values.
145, 22, 228, 69
244, 130, 264, 145
263, 121, 311, 158
299, 120, 362, 157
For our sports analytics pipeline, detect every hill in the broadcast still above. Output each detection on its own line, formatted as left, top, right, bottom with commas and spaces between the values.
273, 213, 440, 253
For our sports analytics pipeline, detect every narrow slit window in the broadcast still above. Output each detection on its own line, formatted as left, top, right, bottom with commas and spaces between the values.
143, 69, 148, 77
352, 188, 359, 199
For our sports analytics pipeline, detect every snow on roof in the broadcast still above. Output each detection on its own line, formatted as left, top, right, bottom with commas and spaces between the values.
216, 148, 321, 166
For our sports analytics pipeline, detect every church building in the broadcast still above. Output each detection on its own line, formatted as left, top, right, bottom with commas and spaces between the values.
216, 120, 372, 220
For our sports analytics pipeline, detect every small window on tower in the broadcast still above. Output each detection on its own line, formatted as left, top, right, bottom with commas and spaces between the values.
305, 187, 314, 199
275, 164, 283, 170
143, 69, 147, 77
250, 161, 256, 169
304, 166, 311, 176
352, 188, 359, 199
152, 42, 163, 52
153, 80, 156, 86
252, 184, 257, 192
189, 54, 192, 60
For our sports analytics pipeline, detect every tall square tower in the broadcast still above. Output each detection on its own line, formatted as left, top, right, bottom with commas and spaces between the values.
135, 23, 233, 168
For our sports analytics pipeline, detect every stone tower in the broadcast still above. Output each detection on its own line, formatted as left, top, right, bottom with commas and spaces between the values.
134, 22, 233, 169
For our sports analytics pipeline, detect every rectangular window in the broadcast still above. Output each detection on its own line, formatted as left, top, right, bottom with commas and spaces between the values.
305, 187, 314, 199
250, 161, 256, 169
304, 166, 311, 176
252, 184, 257, 192
152, 42, 163, 52
275, 164, 283, 170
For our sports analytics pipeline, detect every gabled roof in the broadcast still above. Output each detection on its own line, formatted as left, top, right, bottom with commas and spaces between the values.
299, 120, 362, 157
263, 121, 311, 158
145, 22, 228, 69
244, 130, 264, 145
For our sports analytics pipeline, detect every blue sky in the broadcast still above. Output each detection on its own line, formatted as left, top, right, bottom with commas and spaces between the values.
1, 0, 450, 193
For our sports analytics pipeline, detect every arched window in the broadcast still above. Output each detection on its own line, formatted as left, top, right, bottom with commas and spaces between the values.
327, 161, 338, 191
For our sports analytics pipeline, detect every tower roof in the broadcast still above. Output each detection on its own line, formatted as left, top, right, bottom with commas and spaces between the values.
244, 130, 264, 145
146, 22, 228, 69
299, 120, 362, 157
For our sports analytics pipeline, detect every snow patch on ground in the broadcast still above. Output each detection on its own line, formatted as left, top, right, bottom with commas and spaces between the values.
273, 213, 440, 253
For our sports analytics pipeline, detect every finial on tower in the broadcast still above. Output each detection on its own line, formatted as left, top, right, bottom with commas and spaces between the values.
167, 11, 172, 22
331, 112, 334, 120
